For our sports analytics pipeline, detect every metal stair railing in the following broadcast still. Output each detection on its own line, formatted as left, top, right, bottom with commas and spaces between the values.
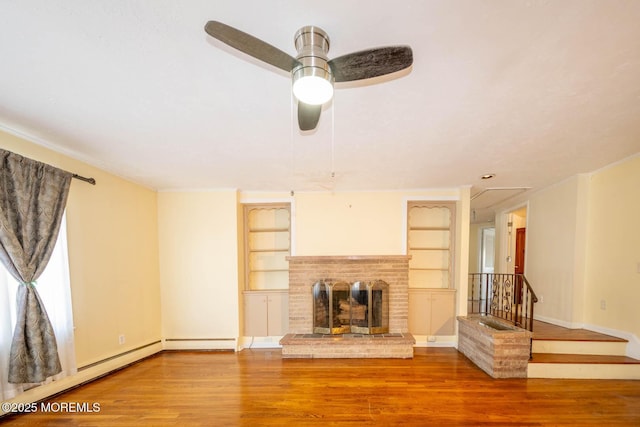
468, 273, 539, 331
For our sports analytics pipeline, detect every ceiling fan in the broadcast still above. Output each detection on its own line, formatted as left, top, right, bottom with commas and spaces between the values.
204, 21, 413, 131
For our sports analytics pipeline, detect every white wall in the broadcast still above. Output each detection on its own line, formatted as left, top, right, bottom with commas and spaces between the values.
469, 222, 495, 274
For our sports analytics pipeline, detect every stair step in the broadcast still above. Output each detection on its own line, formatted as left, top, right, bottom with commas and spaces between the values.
532, 339, 628, 356
530, 353, 640, 364
528, 353, 640, 379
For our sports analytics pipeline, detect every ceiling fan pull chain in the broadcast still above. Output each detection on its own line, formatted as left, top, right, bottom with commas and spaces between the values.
331, 97, 335, 180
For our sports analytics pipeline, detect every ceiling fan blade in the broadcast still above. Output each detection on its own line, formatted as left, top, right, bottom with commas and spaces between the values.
298, 102, 322, 131
204, 21, 300, 72
328, 46, 413, 82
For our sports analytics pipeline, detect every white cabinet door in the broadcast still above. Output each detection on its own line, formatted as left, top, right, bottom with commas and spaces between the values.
244, 291, 289, 336
267, 293, 289, 336
408, 289, 456, 335
244, 293, 268, 336
430, 291, 456, 335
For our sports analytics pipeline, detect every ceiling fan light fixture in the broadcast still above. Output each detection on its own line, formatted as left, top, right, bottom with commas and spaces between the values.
292, 26, 333, 105
204, 21, 414, 130
292, 67, 334, 105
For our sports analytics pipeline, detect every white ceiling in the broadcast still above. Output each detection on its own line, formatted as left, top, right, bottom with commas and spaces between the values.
1, 1, 639, 221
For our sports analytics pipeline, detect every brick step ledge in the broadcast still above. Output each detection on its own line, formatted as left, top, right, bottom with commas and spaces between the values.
279, 332, 415, 359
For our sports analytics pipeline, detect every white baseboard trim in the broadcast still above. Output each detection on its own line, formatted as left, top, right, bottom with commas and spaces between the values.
412, 335, 457, 348
582, 323, 640, 359
2, 341, 162, 415
162, 338, 237, 351
238, 336, 284, 350
534, 314, 584, 329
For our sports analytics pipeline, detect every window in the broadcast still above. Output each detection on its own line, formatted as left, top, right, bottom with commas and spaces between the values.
243, 203, 291, 290
407, 202, 456, 289
0, 215, 76, 400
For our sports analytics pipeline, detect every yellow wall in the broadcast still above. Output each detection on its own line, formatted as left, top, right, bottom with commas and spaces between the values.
157, 190, 240, 340
294, 191, 406, 255
468, 223, 481, 274
293, 190, 465, 256
0, 130, 161, 367
518, 157, 639, 341
585, 155, 640, 339
293, 189, 470, 315
156, 189, 469, 341
1, 130, 472, 360
525, 175, 588, 325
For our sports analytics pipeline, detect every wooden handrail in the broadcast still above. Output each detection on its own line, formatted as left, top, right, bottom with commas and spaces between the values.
521, 275, 539, 303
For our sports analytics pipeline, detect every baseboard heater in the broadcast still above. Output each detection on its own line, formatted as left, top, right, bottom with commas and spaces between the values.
78, 340, 161, 371
1, 340, 163, 415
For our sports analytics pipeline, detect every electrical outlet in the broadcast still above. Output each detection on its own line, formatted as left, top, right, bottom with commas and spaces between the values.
540, 295, 544, 303
118, 334, 125, 345
600, 300, 606, 310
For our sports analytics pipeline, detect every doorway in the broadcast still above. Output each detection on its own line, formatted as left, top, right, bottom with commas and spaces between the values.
481, 227, 495, 274
515, 227, 526, 304
505, 206, 527, 274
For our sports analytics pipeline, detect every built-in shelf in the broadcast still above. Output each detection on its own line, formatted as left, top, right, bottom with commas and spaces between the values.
407, 201, 455, 289
244, 203, 291, 291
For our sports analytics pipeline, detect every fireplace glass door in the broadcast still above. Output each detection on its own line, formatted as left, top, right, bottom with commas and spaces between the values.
313, 280, 351, 334
313, 279, 389, 335
350, 281, 389, 334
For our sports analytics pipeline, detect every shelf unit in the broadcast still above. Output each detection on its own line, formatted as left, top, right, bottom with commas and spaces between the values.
407, 202, 456, 289
244, 204, 291, 291
406, 201, 457, 337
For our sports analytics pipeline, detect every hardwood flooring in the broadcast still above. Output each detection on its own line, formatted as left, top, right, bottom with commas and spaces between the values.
2, 348, 640, 426
532, 320, 628, 342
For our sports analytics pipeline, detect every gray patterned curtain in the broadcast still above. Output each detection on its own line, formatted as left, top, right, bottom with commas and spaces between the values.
0, 149, 72, 383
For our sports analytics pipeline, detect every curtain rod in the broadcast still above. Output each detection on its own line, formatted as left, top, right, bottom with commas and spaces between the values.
1, 147, 97, 185
72, 174, 96, 185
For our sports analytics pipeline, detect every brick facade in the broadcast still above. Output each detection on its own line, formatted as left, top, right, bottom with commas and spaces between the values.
457, 315, 533, 378
281, 255, 414, 358
286, 255, 411, 334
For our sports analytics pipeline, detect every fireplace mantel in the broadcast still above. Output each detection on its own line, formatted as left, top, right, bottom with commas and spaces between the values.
286, 255, 411, 263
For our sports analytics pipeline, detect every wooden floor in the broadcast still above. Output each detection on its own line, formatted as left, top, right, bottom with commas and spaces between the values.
532, 320, 628, 342
2, 348, 640, 426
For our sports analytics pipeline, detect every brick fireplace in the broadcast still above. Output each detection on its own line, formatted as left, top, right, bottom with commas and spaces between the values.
280, 255, 415, 358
